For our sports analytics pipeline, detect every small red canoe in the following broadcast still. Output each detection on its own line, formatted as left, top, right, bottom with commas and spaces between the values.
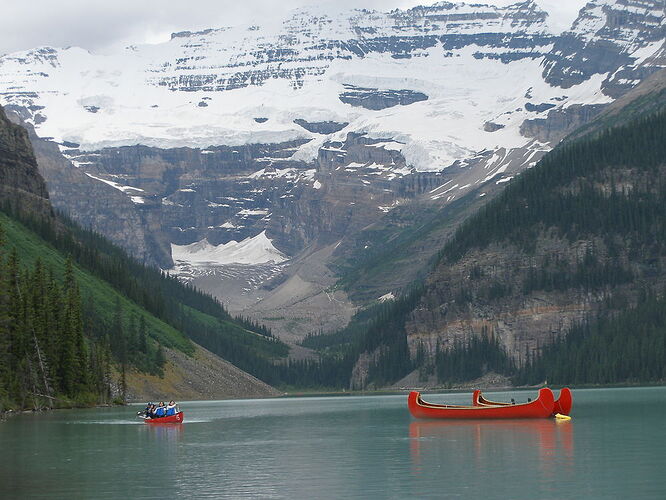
473, 388, 572, 416
144, 411, 184, 424
408, 388, 554, 419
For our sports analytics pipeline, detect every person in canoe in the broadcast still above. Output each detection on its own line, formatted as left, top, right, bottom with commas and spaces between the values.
138, 400, 180, 420
154, 402, 166, 418
166, 400, 178, 416
138, 403, 154, 418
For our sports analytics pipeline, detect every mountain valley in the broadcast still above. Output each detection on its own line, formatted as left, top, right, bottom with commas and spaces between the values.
1, 0, 665, 390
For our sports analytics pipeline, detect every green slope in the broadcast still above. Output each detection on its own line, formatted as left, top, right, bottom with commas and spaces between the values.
333, 185, 492, 303
1, 208, 291, 384
1, 212, 192, 353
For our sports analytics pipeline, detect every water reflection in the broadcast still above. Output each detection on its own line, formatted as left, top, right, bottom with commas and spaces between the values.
409, 418, 574, 477
144, 422, 184, 443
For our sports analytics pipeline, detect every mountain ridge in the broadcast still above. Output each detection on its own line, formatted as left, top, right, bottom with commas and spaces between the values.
0, 0, 663, 343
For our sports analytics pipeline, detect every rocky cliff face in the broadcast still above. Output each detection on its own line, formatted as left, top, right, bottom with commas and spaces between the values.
406, 242, 597, 366
0, 105, 51, 215
4, 107, 170, 267
1, 103, 283, 394
542, 0, 665, 95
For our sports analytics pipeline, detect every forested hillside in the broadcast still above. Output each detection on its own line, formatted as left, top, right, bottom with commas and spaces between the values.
1, 103, 328, 409
432, 109, 666, 386
0, 220, 111, 409
308, 106, 666, 389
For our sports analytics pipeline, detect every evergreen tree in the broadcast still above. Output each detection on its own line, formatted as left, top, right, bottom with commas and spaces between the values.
138, 315, 148, 354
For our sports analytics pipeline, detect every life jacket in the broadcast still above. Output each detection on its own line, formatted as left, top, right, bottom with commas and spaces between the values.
166, 405, 176, 416
155, 406, 165, 417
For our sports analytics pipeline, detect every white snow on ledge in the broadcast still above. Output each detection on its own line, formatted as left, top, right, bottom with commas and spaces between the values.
171, 231, 288, 266
85, 172, 145, 193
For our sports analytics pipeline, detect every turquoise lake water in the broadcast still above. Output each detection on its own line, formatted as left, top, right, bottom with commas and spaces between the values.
2, 387, 665, 499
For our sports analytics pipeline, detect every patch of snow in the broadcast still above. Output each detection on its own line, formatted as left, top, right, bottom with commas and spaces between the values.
84, 172, 144, 193
238, 209, 269, 216
629, 40, 664, 66
171, 231, 288, 266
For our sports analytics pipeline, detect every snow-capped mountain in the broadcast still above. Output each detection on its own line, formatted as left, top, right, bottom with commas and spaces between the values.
2, 1, 651, 163
0, 0, 664, 338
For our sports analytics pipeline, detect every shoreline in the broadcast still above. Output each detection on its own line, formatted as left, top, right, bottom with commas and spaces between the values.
4, 381, 665, 420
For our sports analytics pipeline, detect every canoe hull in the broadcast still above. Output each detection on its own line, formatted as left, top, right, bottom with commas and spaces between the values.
144, 411, 184, 424
473, 388, 572, 416
409, 388, 554, 419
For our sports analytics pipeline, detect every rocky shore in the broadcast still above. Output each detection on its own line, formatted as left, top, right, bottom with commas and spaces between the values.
125, 343, 282, 402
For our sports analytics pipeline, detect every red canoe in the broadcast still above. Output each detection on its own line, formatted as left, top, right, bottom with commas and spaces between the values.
144, 411, 184, 424
408, 388, 554, 419
553, 388, 572, 416
473, 388, 572, 416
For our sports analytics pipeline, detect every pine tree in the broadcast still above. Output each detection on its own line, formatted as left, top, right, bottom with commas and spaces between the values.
138, 315, 148, 354
155, 343, 166, 374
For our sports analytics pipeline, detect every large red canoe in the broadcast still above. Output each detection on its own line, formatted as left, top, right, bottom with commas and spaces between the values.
408, 388, 554, 419
144, 411, 184, 424
473, 388, 572, 416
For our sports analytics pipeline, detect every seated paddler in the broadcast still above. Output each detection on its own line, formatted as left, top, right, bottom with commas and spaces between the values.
154, 402, 166, 418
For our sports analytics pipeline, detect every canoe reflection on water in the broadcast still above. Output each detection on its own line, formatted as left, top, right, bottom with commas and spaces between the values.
409, 418, 573, 474
145, 422, 184, 442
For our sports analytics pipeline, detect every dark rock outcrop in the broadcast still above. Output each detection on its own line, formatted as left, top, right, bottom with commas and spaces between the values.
293, 119, 348, 134
0, 105, 51, 215
520, 104, 606, 143
339, 85, 428, 110
525, 102, 556, 113
483, 121, 505, 132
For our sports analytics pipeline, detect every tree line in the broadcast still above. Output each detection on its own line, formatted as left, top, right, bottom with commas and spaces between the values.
0, 203, 291, 386
515, 291, 666, 385
0, 224, 112, 411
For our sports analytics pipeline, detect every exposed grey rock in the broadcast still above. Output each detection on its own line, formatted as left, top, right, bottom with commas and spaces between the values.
525, 102, 556, 113
293, 119, 348, 134
520, 104, 606, 143
339, 85, 428, 110
0, 104, 52, 216
483, 121, 505, 132
542, 0, 665, 92
5, 110, 172, 268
